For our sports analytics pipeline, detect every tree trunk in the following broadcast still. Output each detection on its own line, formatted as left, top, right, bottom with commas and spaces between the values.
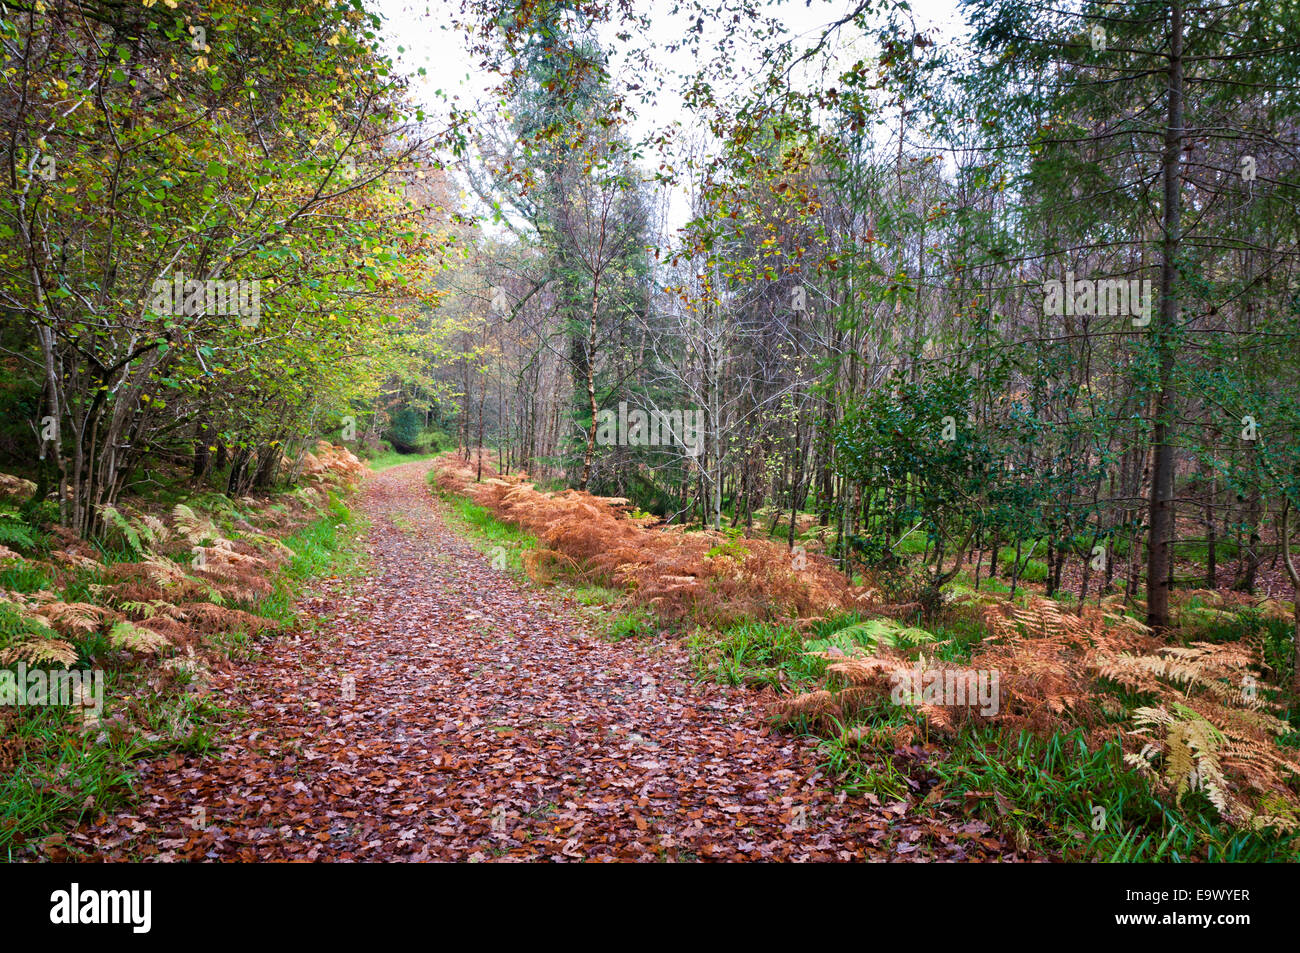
578, 270, 601, 491
1145, 0, 1185, 630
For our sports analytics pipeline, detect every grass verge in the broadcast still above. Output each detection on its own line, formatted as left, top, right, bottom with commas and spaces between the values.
365, 450, 442, 474
677, 609, 1300, 861
427, 469, 658, 641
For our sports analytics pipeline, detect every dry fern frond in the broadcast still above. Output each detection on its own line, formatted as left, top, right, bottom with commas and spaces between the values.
841, 722, 920, 750
432, 455, 857, 626
32, 600, 113, 636
172, 503, 222, 545
173, 601, 277, 635
140, 557, 191, 589
0, 637, 78, 667
1107, 637, 1300, 830
161, 645, 213, 685
142, 515, 171, 543
521, 547, 579, 584
50, 548, 101, 571
769, 688, 840, 726
233, 530, 294, 559
824, 655, 906, 686
1130, 704, 1231, 815
1095, 642, 1268, 709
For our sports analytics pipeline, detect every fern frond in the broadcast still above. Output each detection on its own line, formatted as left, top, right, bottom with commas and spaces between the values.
0, 636, 78, 666
107, 620, 171, 653
172, 503, 223, 545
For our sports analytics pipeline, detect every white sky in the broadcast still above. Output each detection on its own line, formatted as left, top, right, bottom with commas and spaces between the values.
372, 0, 967, 115
370, 0, 969, 232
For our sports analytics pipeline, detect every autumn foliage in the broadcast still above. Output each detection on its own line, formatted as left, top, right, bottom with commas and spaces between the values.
0, 444, 362, 675
773, 595, 1300, 831
434, 454, 867, 626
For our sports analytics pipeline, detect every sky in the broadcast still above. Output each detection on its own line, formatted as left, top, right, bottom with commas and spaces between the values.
370, 0, 971, 232
372, 0, 968, 117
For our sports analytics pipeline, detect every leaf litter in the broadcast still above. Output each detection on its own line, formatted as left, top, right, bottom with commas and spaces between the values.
72, 461, 1015, 862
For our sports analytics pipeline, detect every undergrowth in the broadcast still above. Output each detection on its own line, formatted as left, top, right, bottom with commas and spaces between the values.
429, 465, 658, 641
431, 452, 1300, 862
0, 448, 366, 858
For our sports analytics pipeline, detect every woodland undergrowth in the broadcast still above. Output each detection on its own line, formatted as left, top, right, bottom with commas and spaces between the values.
434, 452, 1300, 859
0, 442, 366, 854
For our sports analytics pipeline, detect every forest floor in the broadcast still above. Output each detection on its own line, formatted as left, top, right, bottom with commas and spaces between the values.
69, 460, 1016, 861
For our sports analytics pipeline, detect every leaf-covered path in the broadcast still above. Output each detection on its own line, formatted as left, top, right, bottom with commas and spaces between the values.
79, 461, 1011, 861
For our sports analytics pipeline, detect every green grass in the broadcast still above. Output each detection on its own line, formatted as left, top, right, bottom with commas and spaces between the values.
1017, 558, 1049, 583
1179, 539, 1242, 565
0, 560, 53, 593
0, 704, 138, 858
570, 584, 625, 606
253, 494, 366, 626
817, 725, 912, 801
892, 534, 929, 556
929, 727, 1300, 861
968, 574, 1013, 595
286, 496, 362, 578
681, 612, 955, 694
599, 605, 657, 641
685, 618, 825, 691
927, 615, 990, 663
366, 449, 442, 473
429, 471, 538, 576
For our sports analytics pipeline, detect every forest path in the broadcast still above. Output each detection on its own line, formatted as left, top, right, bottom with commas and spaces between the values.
80, 460, 1008, 861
